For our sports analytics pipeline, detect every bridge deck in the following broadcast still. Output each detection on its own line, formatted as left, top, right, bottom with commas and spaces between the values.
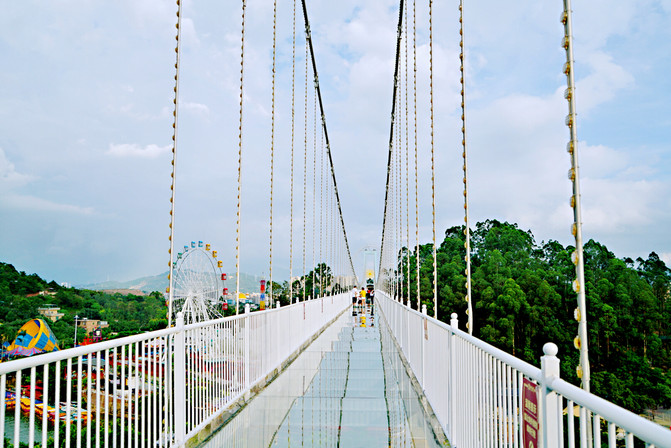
202, 305, 443, 447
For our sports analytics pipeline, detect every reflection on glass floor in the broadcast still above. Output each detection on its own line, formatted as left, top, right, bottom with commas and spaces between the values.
201, 306, 443, 447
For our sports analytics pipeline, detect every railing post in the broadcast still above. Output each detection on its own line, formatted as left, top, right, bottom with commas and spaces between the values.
244, 304, 251, 391
541, 343, 560, 448
174, 313, 186, 447
276, 301, 281, 365
421, 304, 427, 388
450, 313, 459, 445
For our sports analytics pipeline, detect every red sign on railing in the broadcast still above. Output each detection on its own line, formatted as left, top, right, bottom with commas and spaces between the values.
523, 378, 539, 448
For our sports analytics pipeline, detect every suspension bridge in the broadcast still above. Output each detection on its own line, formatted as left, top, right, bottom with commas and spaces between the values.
1, 0, 670, 447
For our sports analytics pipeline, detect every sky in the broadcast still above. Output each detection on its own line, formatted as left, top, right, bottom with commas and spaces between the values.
1, 0, 670, 287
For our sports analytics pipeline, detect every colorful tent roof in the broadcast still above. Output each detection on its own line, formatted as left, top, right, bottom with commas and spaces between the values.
7, 319, 60, 355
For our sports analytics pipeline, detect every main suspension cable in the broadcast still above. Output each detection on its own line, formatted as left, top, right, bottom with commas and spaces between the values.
300, 0, 358, 283
379, 0, 405, 291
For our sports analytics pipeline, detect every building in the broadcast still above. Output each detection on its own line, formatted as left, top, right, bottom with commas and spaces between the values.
78, 319, 109, 335
37, 305, 65, 323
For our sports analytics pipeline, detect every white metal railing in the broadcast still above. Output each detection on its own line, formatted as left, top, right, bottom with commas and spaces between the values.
376, 291, 671, 448
0, 293, 350, 448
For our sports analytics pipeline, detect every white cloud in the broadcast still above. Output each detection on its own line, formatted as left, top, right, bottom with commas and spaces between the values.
0, 147, 33, 187
1, 194, 94, 215
579, 143, 629, 178
1, 0, 669, 285
0, 148, 95, 217
576, 52, 635, 114
182, 101, 210, 116
582, 178, 661, 232
106, 143, 171, 159
660, 252, 671, 267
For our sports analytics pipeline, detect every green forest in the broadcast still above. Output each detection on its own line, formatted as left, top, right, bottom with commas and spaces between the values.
1, 218, 669, 413
0, 262, 168, 349
395, 219, 671, 412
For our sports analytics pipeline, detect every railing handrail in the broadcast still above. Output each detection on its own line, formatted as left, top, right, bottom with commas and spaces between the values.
389, 293, 543, 380
0, 297, 322, 375
0, 325, 179, 375
1, 293, 351, 448
376, 291, 671, 448
548, 375, 671, 447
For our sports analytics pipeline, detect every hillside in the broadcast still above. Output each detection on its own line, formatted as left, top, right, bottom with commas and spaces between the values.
78, 271, 263, 294
0, 262, 168, 349
400, 219, 671, 412
0, 263, 281, 351
2, 219, 670, 411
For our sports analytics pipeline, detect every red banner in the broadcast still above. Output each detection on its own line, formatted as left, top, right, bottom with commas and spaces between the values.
523, 378, 539, 448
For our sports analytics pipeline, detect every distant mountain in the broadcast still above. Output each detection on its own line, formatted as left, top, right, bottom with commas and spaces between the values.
77, 272, 168, 293
77, 271, 267, 294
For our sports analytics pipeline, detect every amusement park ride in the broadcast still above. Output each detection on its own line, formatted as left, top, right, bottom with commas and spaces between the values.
168, 241, 228, 325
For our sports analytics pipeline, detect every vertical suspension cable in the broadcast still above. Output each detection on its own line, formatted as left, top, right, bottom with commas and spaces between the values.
397, 89, 403, 302
289, 0, 296, 304
312, 89, 317, 299
302, 38, 308, 303
404, 0, 411, 307
459, 0, 473, 334
332, 186, 335, 292
301, 0, 358, 288
166, 0, 184, 326
235, 0, 247, 316
429, 0, 438, 319
393, 100, 398, 300
562, 0, 590, 394
380, 0, 405, 296
394, 96, 399, 300
319, 118, 324, 298
268, 0, 278, 306
413, 0, 420, 309
324, 148, 328, 294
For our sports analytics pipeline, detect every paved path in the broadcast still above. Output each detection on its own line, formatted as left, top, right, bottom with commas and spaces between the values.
201, 305, 442, 447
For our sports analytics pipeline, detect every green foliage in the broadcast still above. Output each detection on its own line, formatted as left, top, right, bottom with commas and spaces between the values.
0, 263, 168, 349
290, 262, 336, 301
395, 220, 671, 412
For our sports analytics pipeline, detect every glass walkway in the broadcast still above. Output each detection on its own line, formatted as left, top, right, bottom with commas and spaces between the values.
201, 305, 444, 447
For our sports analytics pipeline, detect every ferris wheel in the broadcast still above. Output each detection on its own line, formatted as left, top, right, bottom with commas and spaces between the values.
169, 241, 226, 325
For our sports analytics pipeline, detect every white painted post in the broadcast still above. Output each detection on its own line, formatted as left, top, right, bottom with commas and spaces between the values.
174, 313, 186, 447
450, 313, 459, 444
421, 304, 427, 388
244, 304, 251, 391
541, 343, 561, 448
275, 301, 281, 365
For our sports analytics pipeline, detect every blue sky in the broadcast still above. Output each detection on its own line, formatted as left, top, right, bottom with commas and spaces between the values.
1, 0, 670, 286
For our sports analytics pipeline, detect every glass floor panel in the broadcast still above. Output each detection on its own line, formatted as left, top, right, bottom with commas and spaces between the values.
200, 306, 443, 447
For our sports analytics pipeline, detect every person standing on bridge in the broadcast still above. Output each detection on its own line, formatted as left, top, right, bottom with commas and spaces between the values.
351, 286, 359, 316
